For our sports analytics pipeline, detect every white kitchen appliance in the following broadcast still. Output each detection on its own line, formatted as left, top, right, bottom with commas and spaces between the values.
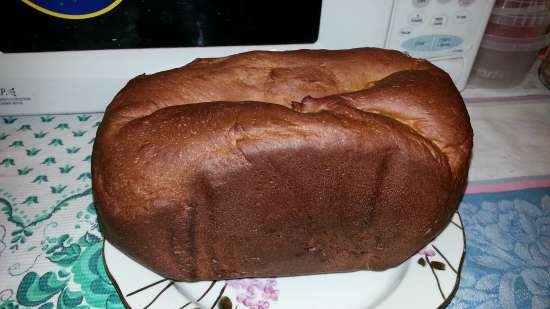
0, 0, 495, 115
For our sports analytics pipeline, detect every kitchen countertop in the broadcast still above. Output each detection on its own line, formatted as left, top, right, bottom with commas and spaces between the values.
0, 86, 549, 309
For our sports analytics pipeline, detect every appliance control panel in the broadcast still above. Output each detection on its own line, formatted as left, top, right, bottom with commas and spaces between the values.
385, 0, 494, 88
386, 0, 488, 58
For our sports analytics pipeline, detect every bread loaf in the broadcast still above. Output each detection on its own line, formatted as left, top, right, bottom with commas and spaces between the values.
92, 48, 473, 281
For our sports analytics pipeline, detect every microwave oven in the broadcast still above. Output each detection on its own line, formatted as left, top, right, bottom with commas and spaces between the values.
0, 0, 495, 115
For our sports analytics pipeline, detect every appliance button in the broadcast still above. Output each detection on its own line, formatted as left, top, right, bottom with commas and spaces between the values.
455, 10, 469, 23
459, 0, 475, 6
431, 15, 448, 27
402, 35, 435, 52
413, 0, 430, 8
432, 35, 463, 51
408, 13, 425, 26
399, 27, 413, 36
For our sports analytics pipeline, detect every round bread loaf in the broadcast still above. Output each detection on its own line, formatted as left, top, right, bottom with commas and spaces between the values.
92, 48, 473, 281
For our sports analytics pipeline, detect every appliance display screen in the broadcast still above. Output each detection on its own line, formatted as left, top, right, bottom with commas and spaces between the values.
1, 0, 322, 53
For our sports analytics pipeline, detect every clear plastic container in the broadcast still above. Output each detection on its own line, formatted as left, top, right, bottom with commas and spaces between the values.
472, 33, 550, 87
486, 0, 550, 38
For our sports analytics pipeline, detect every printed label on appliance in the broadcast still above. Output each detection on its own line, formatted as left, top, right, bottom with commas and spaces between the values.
20, 0, 122, 20
0, 87, 30, 106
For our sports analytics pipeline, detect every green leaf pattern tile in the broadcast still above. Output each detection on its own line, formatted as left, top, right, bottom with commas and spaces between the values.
0, 113, 122, 308
9, 141, 24, 148
34, 131, 48, 139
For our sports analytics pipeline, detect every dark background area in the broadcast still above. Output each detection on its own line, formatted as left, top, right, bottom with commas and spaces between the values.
1, 0, 322, 53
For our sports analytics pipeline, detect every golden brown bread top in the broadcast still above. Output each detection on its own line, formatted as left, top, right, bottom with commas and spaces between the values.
104, 48, 426, 124
98, 48, 471, 187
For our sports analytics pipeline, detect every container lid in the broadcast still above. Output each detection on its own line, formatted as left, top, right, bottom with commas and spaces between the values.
480, 32, 550, 51
490, 8, 550, 27
494, 0, 550, 10
489, 12, 550, 27
490, 0, 550, 27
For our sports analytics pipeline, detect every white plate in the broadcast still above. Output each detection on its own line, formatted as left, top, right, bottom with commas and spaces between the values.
104, 212, 465, 309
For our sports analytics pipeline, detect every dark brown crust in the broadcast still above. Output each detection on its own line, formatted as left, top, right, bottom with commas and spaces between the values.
92, 48, 473, 281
